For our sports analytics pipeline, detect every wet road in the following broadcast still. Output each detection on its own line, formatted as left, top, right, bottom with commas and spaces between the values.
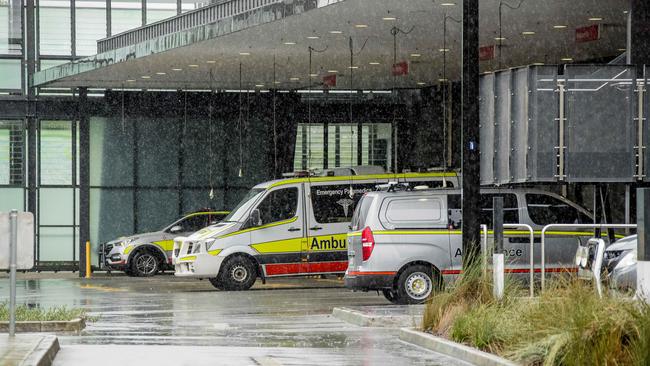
0, 274, 468, 366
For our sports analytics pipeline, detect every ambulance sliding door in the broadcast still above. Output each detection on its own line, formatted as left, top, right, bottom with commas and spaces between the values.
305, 180, 379, 274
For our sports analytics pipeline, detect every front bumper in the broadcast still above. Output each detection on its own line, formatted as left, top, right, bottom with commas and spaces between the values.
344, 272, 394, 290
173, 237, 226, 278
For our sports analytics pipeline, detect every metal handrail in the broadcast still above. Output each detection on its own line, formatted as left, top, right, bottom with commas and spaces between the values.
504, 224, 535, 297
97, 0, 284, 53
540, 223, 637, 290
480, 224, 534, 296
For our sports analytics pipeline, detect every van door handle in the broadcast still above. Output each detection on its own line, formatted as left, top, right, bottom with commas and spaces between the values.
288, 227, 301, 232
310, 226, 322, 231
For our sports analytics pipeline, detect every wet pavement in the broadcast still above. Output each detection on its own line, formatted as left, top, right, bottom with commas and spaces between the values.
0, 273, 469, 365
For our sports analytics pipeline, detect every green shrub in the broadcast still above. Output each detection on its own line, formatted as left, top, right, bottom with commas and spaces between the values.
423, 264, 650, 365
0, 302, 88, 321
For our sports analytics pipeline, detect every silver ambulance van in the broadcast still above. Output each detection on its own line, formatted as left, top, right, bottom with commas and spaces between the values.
345, 187, 597, 304
172, 166, 459, 290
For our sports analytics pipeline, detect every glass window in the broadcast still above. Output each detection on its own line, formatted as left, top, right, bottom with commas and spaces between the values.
137, 117, 179, 187
256, 188, 298, 225
39, 227, 74, 261
0, 59, 21, 89
351, 195, 374, 231
446, 193, 519, 228
76, 4, 107, 56
112, 0, 143, 35
0, 0, 22, 54
90, 188, 134, 259
385, 197, 443, 224
311, 183, 376, 224
0, 120, 24, 185
171, 214, 217, 233
90, 117, 134, 187
0, 188, 24, 211
526, 193, 591, 226
39, 1, 71, 55
294, 123, 392, 172
40, 120, 73, 185
136, 189, 178, 232
181, 0, 203, 13
480, 193, 519, 228
223, 188, 265, 222
146, 0, 176, 23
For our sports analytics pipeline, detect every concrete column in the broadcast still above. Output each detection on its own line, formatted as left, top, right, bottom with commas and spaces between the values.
637, 189, 650, 301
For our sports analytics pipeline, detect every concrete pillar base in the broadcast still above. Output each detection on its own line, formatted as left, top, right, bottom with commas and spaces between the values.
493, 253, 504, 300
636, 261, 650, 302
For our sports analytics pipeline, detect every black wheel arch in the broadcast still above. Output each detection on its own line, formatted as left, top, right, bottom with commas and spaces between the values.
218, 252, 262, 278
128, 244, 167, 266
393, 261, 442, 290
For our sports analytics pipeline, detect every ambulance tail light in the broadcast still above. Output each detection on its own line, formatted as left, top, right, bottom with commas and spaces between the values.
361, 227, 375, 261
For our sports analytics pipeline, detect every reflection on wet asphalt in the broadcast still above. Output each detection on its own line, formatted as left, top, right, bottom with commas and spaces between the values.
0, 274, 469, 366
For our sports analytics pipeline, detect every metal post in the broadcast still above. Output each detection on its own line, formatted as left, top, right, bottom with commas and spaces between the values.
79, 88, 90, 277
461, 0, 481, 268
492, 198, 504, 300
556, 81, 566, 180
637, 188, 650, 301
9, 210, 17, 337
625, 185, 631, 235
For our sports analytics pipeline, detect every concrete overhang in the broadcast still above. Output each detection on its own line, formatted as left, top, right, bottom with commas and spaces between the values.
33, 0, 628, 90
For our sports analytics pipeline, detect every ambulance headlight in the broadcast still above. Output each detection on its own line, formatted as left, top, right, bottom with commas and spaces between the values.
205, 238, 216, 251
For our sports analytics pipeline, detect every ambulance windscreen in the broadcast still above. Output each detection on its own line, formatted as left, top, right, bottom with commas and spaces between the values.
222, 188, 266, 223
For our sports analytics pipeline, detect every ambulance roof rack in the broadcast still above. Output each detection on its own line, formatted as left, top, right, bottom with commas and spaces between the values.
376, 182, 410, 192
282, 165, 386, 178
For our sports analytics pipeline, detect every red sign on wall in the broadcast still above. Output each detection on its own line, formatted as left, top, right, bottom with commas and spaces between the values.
392, 61, 409, 76
575, 24, 600, 43
322, 74, 337, 87
479, 45, 495, 61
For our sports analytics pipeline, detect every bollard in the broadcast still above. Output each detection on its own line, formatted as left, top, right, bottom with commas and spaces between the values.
9, 209, 17, 337
85, 241, 91, 279
492, 197, 504, 300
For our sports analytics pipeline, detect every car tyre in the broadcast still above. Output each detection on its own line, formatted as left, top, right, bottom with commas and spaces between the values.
219, 255, 257, 291
395, 265, 438, 304
129, 251, 160, 277
382, 289, 400, 304
208, 277, 224, 290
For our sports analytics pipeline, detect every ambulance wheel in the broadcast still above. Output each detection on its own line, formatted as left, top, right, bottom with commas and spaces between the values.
382, 289, 400, 304
129, 251, 159, 277
208, 277, 224, 290
396, 265, 437, 304
219, 255, 256, 291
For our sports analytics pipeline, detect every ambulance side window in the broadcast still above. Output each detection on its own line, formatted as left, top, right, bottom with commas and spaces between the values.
310, 184, 376, 223
525, 193, 591, 225
256, 188, 298, 225
480, 193, 519, 228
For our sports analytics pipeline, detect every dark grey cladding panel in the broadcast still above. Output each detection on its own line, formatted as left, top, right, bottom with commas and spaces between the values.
565, 65, 637, 183
528, 66, 559, 182
510, 67, 529, 183
479, 73, 495, 185
494, 70, 511, 185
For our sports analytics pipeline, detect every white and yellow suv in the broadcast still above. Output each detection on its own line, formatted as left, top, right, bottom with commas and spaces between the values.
102, 210, 229, 276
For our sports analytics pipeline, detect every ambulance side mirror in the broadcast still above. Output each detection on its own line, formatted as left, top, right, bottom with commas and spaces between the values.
169, 225, 183, 233
250, 209, 262, 227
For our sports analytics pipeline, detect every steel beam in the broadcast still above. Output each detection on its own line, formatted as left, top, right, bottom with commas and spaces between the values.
78, 87, 90, 277
461, 0, 481, 268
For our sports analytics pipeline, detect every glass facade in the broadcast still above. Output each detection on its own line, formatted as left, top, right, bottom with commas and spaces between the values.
294, 123, 393, 172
